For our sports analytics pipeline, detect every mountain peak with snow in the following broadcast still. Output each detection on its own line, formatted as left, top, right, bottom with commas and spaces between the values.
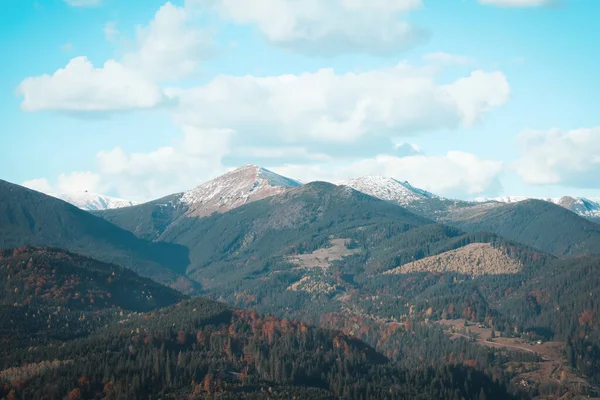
49, 192, 138, 211
181, 165, 302, 217
340, 176, 437, 206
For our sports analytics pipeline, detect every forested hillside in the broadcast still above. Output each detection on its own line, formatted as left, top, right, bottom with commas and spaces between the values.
413, 199, 600, 257
94, 193, 187, 241
0, 255, 522, 400
0, 247, 185, 352
497, 257, 600, 382
159, 182, 438, 285
0, 246, 184, 311
0, 180, 194, 292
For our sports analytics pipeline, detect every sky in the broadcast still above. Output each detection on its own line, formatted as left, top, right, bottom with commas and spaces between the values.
2, 0, 600, 202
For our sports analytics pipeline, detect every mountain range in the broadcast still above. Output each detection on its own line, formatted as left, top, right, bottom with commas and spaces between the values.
38, 166, 600, 225
475, 195, 600, 223
3, 165, 600, 398
340, 176, 438, 205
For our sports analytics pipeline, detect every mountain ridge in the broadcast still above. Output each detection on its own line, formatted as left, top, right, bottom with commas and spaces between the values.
95, 165, 303, 241
0, 179, 193, 292
340, 176, 438, 206
475, 195, 600, 222
442, 199, 600, 257
181, 165, 302, 218
79, 165, 600, 226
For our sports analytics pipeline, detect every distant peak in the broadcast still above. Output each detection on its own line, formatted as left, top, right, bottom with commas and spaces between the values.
46, 191, 137, 211
220, 165, 300, 184
340, 176, 437, 205
180, 165, 301, 216
203, 165, 301, 187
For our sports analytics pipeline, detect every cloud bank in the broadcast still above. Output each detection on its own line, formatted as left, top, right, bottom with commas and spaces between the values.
192, 0, 428, 55
514, 127, 600, 188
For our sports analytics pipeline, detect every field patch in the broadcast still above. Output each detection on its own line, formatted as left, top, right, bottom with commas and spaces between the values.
287, 239, 360, 270
384, 243, 521, 277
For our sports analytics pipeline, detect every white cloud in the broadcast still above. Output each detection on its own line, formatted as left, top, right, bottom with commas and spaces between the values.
193, 0, 427, 55
513, 127, 600, 188
19, 2, 212, 113
56, 171, 105, 192
271, 151, 503, 197
443, 70, 510, 126
26, 127, 233, 202
30, 136, 502, 200
478, 0, 556, 7
423, 52, 473, 66
19, 0, 512, 200
104, 21, 119, 42
28, 147, 502, 200
352, 152, 504, 196
22, 178, 54, 193
96, 126, 233, 200
64, 0, 101, 6
23, 171, 105, 194
122, 2, 213, 81
18, 56, 164, 112
173, 64, 510, 143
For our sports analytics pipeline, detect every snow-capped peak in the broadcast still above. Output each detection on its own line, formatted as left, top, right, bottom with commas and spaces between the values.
340, 176, 437, 206
181, 165, 302, 217
49, 191, 138, 211
551, 196, 600, 219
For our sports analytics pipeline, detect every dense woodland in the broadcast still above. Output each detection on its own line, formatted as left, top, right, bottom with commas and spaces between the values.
426, 199, 600, 257
0, 247, 184, 312
0, 254, 523, 399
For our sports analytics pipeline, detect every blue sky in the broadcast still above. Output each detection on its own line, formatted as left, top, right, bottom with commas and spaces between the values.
2, 0, 600, 201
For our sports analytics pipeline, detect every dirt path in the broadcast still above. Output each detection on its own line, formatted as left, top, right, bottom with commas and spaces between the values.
483, 339, 538, 354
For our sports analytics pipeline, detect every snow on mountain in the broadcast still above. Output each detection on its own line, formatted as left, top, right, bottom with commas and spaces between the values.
474, 195, 600, 221
554, 196, 600, 219
340, 176, 437, 206
181, 165, 302, 218
474, 196, 530, 204
49, 192, 138, 211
